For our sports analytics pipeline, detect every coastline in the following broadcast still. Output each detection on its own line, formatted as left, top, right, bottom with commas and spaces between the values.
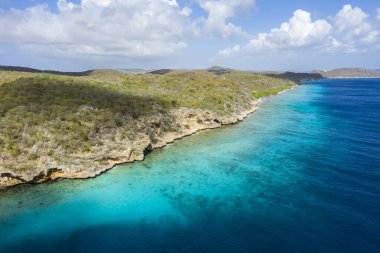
0, 86, 294, 190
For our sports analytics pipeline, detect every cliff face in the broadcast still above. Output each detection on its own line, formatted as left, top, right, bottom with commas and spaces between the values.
0, 101, 259, 188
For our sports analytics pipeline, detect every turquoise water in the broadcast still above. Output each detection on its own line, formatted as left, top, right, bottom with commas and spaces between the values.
0, 79, 379, 252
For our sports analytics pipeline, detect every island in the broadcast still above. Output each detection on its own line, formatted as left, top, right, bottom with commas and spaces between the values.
314, 68, 380, 78
0, 66, 320, 189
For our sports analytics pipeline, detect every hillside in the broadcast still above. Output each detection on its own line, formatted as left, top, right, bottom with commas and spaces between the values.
0, 65, 93, 76
265, 72, 323, 84
150, 67, 324, 84
0, 68, 294, 188
315, 68, 380, 78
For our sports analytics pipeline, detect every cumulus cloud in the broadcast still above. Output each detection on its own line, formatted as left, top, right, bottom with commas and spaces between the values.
218, 44, 241, 57
333, 5, 379, 51
219, 5, 380, 56
249, 10, 331, 51
0, 0, 192, 58
57, 0, 80, 11
197, 0, 255, 38
0, 0, 256, 61
219, 9, 333, 56
179, 7, 192, 17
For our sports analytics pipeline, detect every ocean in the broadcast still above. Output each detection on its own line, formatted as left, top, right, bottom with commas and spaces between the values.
0, 79, 379, 253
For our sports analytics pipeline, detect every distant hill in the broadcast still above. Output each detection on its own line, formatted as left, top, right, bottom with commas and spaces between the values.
149, 66, 240, 76
117, 69, 147, 74
0, 65, 43, 73
207, 67, 325, 84
207, 66, 236, 75
265, 72, 323, 84
369, 69, 380, 75
0, 65, 93, 76
148, 69, 173, 75
314, 68, 380, 78
148, 67, 323, 84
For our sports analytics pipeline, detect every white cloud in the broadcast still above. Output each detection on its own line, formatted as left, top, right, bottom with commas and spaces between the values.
377, 8, 380, 20
81, 0, 112, 8
334, 5, 379, 51
247, 9, 331, 51
161, 0, 179, 7
0, 0, 192, 58
0, 0, 255, 60
197, 0, 255, 38
219, 5, 380, 56
218, 44, 240, 56
57, 0, 79, 11
335, 5, 368, 32
179, 7, 192, 17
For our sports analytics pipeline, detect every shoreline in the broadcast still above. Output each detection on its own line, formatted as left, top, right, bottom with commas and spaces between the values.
0, 86, 294, 190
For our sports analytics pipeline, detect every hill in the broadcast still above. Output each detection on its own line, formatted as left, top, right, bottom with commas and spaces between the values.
207, 66, 236, 75
265, 72, 323, 84
314, 68, 380, 78
0, 65, 94, 76
0, 67, 295, 188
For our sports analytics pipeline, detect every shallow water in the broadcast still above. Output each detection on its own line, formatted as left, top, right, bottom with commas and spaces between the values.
0, 79, 379, 253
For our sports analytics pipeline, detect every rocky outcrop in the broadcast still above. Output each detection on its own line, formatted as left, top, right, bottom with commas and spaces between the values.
0, 100, 260, 189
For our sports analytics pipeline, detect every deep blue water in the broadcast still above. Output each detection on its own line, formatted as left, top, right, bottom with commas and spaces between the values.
0, 79, 379, 253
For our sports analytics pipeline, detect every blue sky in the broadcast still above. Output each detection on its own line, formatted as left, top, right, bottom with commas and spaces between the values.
0, 0, 379, 71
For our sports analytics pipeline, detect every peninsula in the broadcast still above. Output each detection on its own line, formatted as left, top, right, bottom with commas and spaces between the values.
0, 67, 317, 189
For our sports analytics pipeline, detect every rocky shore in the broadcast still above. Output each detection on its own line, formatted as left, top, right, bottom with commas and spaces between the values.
0, 100, 260, 189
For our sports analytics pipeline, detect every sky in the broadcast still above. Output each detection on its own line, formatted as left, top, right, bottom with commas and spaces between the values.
0, 0, 379, 71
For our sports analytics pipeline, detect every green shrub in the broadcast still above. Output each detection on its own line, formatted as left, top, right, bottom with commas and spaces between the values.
0, 70, 294, 165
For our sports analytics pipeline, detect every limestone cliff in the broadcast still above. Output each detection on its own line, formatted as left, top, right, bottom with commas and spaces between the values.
0, 101, 259, 189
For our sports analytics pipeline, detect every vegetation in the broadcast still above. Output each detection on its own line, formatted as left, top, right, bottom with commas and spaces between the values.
265, 72, 323, 84
252, 84, 294, 98
0, 69, 293, 168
